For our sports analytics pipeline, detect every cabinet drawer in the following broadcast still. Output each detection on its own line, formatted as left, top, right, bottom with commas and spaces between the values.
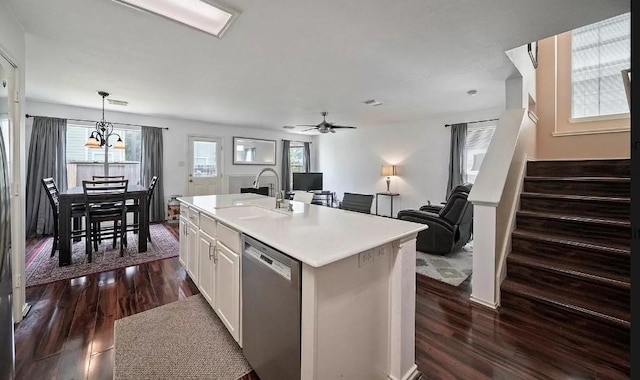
217, 222, 241, 253
200, 213, 217, 237
187, 207, 200, 225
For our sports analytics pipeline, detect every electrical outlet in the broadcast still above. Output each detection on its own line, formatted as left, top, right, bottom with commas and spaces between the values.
358, 250, 375, 268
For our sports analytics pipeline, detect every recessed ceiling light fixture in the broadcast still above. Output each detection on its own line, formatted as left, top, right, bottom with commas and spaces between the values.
363, 99, 383, 106
282, 126, 295, 129
112, 0, 240, 38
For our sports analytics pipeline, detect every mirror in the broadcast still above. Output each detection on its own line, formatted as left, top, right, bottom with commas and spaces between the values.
233, 137, 276, 165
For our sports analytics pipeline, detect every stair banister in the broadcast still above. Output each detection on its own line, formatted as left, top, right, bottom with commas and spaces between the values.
467, 108, 536, 308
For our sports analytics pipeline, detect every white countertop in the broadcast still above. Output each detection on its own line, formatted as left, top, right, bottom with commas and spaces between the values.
178, 194, 427, 268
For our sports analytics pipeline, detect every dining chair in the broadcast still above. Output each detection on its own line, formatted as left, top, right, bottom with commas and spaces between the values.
126, 175, 159, 242
292, 191, 314, 204
92, 175, 125, 180
82, 179, 128, 262
41, 178, 86, 257
339, 192, 374, 214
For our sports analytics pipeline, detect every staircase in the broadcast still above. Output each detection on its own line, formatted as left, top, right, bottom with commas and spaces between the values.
501, 159, 630, 368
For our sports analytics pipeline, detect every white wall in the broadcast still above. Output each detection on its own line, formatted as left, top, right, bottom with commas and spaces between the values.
316, 106, 503, 216
1, 0, 28, 322
25, 101, 315, 205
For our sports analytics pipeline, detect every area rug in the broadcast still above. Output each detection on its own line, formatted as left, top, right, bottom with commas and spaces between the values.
416, 241, 473, 287
25, 224, 179, 287
114, 294, 252, 380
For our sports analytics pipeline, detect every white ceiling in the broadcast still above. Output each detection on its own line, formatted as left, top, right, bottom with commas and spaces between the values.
8, 0, 630, 132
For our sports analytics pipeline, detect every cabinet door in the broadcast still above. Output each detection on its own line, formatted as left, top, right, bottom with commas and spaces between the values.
187, 221, 199, 283
178, 217, 188, 268
197, 232, 216, 307
215, 242, 240, 342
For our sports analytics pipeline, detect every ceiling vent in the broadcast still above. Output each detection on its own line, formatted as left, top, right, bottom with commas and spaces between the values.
363, 99, 383, 106
107, 98, 129, 106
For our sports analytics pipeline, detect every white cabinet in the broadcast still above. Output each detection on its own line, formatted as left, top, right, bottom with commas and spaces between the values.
197, 231, 216, 306
178, 217, 188, 268
215, 241, 240, 342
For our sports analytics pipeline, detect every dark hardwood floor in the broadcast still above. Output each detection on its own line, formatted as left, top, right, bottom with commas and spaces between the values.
15, 228, 628, 379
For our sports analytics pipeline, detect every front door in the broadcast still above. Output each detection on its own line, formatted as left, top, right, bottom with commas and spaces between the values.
187, 135, 223, 196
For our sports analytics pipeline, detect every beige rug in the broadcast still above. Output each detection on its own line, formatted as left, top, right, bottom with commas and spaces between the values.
114, 294, 252, 380
416, 241, 473, 287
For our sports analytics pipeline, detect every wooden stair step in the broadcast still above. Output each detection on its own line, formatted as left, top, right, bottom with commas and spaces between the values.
511, 229, 630, 278
519, 192, 629, 221
500, 282, 630, 354
523, 177, 630, 197
516, 211, 630, 246
526, 159, 630, 178
501, 278, 630, 329
507, 252, 630, 290
504, 262, 629, 322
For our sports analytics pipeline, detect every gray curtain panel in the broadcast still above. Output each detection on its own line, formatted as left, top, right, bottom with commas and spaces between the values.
446, 123, 468, 195
281, 139, 291, 193
140, 126, 165, 222
25, 116, 67, 237
303, 142, 311, 172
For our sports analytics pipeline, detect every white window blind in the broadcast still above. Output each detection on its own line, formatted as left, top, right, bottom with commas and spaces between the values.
571, 13, 630, 118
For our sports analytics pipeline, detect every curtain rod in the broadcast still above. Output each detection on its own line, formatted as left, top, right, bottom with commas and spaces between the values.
282, 139, 312, 143
444, 118, 499, 127
24, 114, 169, 130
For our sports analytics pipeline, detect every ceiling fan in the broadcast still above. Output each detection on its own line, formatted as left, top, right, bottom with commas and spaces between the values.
297, 112, 357, 134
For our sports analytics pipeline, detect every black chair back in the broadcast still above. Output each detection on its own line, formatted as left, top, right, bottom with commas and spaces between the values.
92, 175, 125, 181
41, 178, 60, 216
82, 179, 129, 214
241, 186, 269, 196
147, 176, 159, 204
340, 192, 374, 214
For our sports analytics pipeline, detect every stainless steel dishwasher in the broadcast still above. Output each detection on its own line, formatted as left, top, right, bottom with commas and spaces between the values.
242, 234, 302, 380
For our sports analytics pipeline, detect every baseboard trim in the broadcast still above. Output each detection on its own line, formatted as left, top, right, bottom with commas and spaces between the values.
469, 295, 499, 310
388, 364, 419, 380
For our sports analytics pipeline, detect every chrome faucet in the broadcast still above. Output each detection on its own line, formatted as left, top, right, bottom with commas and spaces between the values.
254, 168, 285, 208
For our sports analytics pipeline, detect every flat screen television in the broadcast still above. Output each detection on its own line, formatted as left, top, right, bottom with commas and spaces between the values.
293, 172, 323, 191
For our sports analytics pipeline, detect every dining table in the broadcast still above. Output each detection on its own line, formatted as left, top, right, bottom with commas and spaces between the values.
57, 183, 149, 267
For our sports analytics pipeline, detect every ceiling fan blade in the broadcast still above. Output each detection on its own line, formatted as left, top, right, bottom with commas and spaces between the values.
330, 125, 357, 129
301, 127, 317, 132
296, 124, 319, 127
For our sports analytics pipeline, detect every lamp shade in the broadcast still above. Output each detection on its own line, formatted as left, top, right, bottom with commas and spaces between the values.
113, 138, 125, 150
381, 165, 397, 177
84, 136, 101, 148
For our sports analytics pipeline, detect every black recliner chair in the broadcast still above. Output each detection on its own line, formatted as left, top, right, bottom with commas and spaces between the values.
397, 184, 473, 256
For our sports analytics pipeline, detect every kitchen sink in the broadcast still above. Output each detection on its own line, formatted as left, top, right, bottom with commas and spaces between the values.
217, 205, 290, 221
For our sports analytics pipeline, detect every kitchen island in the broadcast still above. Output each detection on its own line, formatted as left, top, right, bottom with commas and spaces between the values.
178, 193, 426, 380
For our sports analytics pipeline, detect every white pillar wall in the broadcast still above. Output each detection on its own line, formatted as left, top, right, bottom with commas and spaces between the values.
469, 204, 498, 308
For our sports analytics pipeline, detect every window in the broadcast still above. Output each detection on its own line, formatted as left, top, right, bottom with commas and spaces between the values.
465, 126, 495, 183
65, 124, 141, 187
571, 13, 630, 118
289, 142, 305, 188
192, 140, 218, 177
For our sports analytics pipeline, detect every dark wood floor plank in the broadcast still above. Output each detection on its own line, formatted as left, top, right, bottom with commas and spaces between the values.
16, 229, 627, 380
91, 271, 118, 355
115, 267, 138, 319
16, 352, 61, 380
87, 349, 114, 380
14, 282, 66, 379
33, 278, 86, 360
56, 275, 100, 380
133, 263, 160, 312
